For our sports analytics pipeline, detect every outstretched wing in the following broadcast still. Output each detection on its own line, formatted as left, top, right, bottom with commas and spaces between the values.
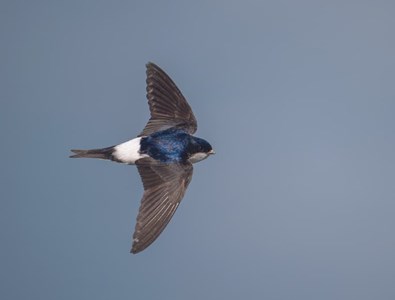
131, 157, 193, 254
138, 62, 197, 136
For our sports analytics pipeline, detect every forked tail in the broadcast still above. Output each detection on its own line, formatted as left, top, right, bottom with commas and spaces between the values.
69, 146, 115, 160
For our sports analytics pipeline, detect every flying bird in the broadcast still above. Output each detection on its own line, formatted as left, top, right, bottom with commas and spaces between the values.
70, 62, 214, 254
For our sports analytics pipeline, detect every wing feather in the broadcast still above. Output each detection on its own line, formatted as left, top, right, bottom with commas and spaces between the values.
131, 157, 193, 253
139, 62, 197, 136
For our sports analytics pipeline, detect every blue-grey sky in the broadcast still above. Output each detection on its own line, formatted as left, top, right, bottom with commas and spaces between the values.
1, 1, 395, 299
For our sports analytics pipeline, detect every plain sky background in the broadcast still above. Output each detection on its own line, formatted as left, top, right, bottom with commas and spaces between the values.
1, 1, 395, 299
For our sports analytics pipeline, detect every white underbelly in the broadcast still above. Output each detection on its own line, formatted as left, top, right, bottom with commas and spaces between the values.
113, 137, 148, 164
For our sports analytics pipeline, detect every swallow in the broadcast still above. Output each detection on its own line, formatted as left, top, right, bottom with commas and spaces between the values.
70, 62, 214, 254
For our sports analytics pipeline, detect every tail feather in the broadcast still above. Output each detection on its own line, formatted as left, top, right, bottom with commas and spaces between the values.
70, 146, 115, 160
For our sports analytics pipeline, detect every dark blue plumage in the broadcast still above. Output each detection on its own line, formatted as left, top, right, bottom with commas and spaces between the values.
140, 128, 212, 163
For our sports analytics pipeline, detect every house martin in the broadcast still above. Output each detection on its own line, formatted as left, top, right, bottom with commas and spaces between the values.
70, 62, 214, 254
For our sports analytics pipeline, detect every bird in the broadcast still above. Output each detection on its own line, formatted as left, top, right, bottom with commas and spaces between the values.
70, 62, 214, 254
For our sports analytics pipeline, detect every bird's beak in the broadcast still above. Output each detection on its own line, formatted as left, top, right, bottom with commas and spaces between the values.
209, 149, 216, 155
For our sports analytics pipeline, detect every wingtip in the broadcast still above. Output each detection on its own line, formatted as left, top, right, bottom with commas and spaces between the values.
146, 61, 155, 68
146, 61, 163, 72
130, 238, 143, 254
130, 245, 141, 254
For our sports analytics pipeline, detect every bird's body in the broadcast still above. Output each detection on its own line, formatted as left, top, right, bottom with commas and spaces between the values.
70, 62, 214, 254
140, 128, 212, 163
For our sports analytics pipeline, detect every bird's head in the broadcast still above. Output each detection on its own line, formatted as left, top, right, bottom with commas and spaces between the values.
187, 137, 215, 163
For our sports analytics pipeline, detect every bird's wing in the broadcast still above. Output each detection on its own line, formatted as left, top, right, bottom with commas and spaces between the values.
131, 157, 193, 253
138, 62, 197, 136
